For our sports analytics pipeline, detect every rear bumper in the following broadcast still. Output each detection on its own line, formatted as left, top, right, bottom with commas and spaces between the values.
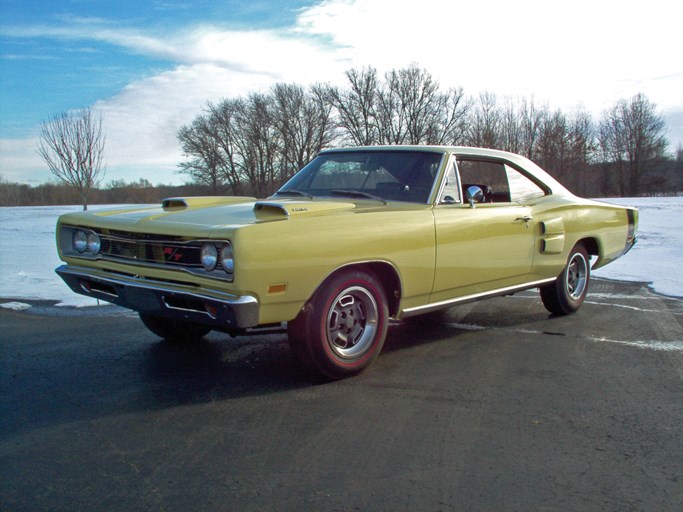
56, 265, 259, 330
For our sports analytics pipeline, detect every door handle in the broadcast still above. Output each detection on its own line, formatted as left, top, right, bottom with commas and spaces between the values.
516, 216, 533, 222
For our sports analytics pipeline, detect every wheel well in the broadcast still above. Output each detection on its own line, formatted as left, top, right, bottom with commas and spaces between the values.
578, 237, 600, 258
325, 262, 402, 318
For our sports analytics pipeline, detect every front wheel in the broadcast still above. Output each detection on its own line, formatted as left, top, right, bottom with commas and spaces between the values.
540, 244, 590, 315
288, 269, 389, 380
139, 313, 211, 341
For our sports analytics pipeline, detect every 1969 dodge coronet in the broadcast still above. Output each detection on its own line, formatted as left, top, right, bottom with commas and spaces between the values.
56, 146, 637, 378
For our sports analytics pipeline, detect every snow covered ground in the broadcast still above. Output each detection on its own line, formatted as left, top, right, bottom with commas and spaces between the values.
0, 197, 681, 311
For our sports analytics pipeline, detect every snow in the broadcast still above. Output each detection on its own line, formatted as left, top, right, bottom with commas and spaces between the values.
590, 197, 683, 298
0, 198, 681, 310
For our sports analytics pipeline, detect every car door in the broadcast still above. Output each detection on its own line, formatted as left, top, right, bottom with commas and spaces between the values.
430, 156, 537, 303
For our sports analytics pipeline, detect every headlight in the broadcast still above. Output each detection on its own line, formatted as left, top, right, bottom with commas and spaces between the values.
220, 244, 234, 274
87, 232, 101, 254
73, 230, 88, 253
201, 243, 218, 271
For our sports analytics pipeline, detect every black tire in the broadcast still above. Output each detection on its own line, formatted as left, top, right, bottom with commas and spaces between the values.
288, 269, 389, 380
139, 313, 211, 341
540, 243, 590, 315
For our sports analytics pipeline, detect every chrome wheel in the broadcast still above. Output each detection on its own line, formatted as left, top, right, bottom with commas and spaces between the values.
288, 269, 388, 379
540, 243, 591, 315
326, 286, 379, 358
565, 252, 588, 301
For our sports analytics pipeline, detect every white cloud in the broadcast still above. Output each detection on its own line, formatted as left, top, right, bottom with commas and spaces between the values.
1, 20, 351, 185
94, 64, 278, 183
295, 0, 681, 112
102, 0, 683, 176
3, 0, 681, 185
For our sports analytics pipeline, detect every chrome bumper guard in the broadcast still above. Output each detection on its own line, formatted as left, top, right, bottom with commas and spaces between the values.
55, 265, 259, 330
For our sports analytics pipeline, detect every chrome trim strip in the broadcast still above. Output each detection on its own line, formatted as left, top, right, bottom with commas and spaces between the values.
400, 278, 556, 318
427, 153, 448, 205
434, 154, 464, 205
64, 254, 234, 282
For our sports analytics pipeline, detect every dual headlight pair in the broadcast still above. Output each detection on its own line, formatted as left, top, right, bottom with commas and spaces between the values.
73, 229, 101, 254
200, 242, 234, 274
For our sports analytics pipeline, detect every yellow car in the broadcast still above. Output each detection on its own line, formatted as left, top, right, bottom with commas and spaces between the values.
56, 146, 638, 378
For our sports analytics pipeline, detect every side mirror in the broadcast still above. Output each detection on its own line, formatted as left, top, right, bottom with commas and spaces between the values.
465, 186, 484, 208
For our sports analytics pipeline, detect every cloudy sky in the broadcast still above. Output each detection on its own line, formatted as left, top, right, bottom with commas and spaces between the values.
1, 0, 681, 186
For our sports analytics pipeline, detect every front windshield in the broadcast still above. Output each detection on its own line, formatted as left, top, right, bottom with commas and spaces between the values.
275, 150, 444, 204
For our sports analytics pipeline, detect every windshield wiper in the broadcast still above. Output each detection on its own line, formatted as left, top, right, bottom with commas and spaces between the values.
330, 189, 387, 204
274, 189, 314, 199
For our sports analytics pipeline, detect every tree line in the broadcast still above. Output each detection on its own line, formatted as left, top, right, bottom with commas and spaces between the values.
177, 64, 678, 198
0, 176, 218, 207
6, 63, 680, 208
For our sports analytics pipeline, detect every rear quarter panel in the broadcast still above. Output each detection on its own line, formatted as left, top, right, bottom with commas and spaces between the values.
529, 195, 635, 278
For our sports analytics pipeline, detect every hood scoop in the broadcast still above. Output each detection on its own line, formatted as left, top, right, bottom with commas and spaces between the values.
162, 198, 188, 209
161, 196, 257, 211
253, 200, 355, 218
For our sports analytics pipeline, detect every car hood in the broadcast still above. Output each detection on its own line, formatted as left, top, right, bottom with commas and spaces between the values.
58, 196, 361, 236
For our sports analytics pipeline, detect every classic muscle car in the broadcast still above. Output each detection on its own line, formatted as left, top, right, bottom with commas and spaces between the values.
56, 146, 638, 378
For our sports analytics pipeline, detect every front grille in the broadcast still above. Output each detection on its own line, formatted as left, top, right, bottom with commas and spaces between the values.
61, 225, 234, 282
99, 232, 202, 268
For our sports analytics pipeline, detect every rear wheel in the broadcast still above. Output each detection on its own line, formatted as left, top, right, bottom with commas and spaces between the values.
288, 269, 389, 380
540, 244, 590, 315
139, 313, 211, 341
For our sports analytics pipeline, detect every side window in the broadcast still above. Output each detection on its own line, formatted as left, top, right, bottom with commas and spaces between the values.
505, 164, 546, 202
456, 159, 511, 203
438, 159, 461, 204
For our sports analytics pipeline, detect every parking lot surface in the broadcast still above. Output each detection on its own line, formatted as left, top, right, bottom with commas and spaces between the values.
1, 278, 682, 511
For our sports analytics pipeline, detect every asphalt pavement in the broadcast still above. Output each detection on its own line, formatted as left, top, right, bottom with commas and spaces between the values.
1, 278, 682, 511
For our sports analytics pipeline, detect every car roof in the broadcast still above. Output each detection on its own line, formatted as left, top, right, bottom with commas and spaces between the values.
319, 145, 571, 196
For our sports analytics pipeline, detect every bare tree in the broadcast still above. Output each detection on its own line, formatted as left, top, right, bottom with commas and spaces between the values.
177, 114, 225, 194
374, 64, 469, 146
495, 97, 546, 157
205, 98, 250, 194
566, 108, 597, 195
376, 64, 443, 144
327, 67, 379, 146
429, 86, 471, 145
375, 68, 408, 145
228, 93, 281, 197
519, 97, 546, 160
598, 93, 668, 195
400, 65, 439, 144
467, 91, 502, 149
174, 67, 676, 198
499, 97, 524, 154
179, 95, 282, 197
272, 83, 335, 178
36, 108, 106, 210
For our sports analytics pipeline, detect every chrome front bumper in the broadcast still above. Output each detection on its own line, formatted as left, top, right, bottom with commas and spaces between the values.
56, 265, 259, 330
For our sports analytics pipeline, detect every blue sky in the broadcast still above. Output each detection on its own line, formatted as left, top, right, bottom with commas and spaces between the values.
0, 0, 311, 137
0, 0, 304, 132
1, 0, 681, 186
